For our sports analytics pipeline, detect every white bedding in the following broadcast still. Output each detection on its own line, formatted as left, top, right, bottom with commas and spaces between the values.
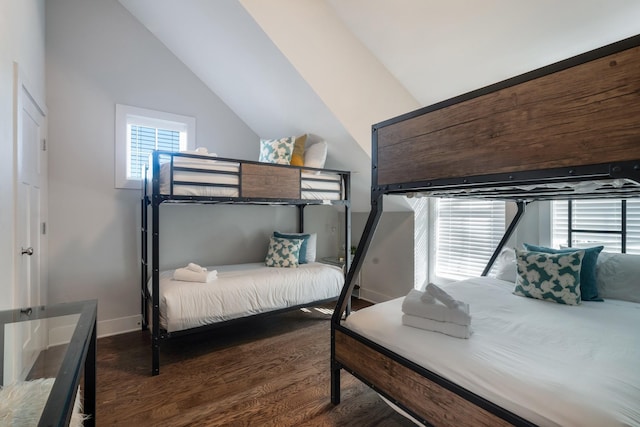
343, 277, 640, 427
151, 262, 343, 332
155, 157, 343, 200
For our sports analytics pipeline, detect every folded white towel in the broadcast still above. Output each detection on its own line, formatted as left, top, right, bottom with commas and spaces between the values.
402, 314, 472, 339
426, 282, 458, 309
402, 289, 471, 326
173, 268, 218, 283
186, 262, 205, 272
420, 290, 436, 304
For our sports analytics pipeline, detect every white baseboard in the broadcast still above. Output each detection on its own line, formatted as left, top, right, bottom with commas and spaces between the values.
97, 315, 141, 338
48, 315, 141, 346
358, 287, 395, 304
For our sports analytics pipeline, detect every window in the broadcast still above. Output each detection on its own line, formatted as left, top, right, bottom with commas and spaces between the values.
115, 104, 195, 189
551, 199, 640, 254
434, 198, 505, 281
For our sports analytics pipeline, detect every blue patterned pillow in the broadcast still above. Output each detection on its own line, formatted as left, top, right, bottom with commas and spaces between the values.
259, 137, 295, 164
274, 231, 310, 264
523, 243, 604, 301
265, 236, 303, 268
514, 249, 584, 305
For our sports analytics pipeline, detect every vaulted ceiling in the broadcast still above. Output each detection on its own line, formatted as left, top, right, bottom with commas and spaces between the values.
119, 0, 640, 210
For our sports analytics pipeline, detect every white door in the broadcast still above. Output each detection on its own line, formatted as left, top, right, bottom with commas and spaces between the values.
8, 63, 47, 382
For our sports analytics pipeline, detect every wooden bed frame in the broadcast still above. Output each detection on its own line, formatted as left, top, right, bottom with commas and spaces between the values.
331, 34, 640, 426
141, 151, 351, 375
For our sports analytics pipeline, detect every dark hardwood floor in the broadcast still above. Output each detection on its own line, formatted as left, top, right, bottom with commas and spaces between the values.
95, 299, 416, 426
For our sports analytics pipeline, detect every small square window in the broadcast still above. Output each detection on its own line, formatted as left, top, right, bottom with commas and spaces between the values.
115, 104, 195, 189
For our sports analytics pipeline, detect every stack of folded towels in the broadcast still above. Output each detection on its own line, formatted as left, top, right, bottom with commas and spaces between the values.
401, 283, 472, 339
173, 262, 218, 283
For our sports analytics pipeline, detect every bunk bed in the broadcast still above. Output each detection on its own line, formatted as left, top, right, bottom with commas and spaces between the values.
331, 34, 640, 426
141, 151, 351, 375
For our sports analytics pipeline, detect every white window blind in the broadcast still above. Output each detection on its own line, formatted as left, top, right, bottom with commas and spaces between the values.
115, 104, 195, 189
435, 198, 505, 281
128, 125, 182, 180
552, 199, 640, 254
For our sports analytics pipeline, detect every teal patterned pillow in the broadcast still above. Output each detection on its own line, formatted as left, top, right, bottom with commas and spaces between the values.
523, 243, 604, 301
274, 231, 310, 264
259, 137, 295, 164
514, 249, 584, 305
265, 236, 303, 268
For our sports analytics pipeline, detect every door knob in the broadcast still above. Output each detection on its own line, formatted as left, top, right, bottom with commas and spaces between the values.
21, 247, 34, 256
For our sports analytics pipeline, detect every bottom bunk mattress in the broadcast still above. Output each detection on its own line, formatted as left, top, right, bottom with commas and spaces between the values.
342, 277, 640, 427
151, 262, 343, 333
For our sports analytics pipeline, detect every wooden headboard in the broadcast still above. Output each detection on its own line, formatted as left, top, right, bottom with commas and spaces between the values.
373, 35, 640, 194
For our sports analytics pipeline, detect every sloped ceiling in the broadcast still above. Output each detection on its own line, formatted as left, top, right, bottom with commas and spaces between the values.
328, 0, 640, 106
119, 0, 640, 211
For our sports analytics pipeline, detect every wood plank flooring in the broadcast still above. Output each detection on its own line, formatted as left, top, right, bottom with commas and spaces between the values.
95, 300, 416, 426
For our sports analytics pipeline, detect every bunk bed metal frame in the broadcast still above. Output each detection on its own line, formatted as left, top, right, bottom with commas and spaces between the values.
331, 34, 640, 426
142, 151, 351, 375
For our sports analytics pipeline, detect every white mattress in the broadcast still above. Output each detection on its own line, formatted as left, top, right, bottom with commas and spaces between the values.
151, 262, 344, 332
155, 157, 343, 200
343, 277, 640, 427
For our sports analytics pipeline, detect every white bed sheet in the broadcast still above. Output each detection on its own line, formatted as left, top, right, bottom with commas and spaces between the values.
343, 277, 640, 427
155, 158, 343, 200
151, 262, 344, 332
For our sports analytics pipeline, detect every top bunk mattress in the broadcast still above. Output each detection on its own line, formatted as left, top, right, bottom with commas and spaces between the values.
150, 154, 346, 201
151, 262, 344, 332
343, 277, 640, 427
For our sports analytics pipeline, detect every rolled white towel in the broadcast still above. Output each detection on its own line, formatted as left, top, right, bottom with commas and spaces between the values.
402, 314, 472, 339
173, 268, 218, 283
186, 262, 205, 272
420, 290, 436, 304
402, 289, 471, 326
426, 283, 458, 309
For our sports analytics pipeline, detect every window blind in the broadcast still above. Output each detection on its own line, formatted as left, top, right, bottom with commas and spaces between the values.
435, 198, 505, 281
552, 199, 640, 254
128, 125, 181, 180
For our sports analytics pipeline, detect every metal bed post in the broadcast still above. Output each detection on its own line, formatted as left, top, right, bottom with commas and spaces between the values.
343, 172, 352, 316
331, 191, 383, 405
151, 151, 161, 375
141, 164, 149, 331
297, 205, 305, 233
481, 200, 527, 276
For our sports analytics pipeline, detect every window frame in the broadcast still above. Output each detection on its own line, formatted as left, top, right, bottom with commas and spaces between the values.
115, 104, 196, 189
551, 199, 639, 254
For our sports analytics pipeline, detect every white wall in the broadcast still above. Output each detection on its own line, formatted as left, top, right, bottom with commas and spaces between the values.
0, 0, 46, 310
353, 210, 415, 302
45, 0, 343, 336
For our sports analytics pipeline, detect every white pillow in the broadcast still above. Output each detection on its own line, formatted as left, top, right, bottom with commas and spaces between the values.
304, 141, 327, 170
278, 232, 316, 262
491, 247, 517, 282
596, 252, 640, 303
305, 233, 317, 262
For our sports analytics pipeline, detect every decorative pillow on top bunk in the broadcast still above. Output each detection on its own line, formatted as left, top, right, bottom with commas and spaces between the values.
513, 249, 584, 305
259, 136, 296, 164
523, 243, 604, 301
304, 140, 328, 172
290, 134, 307, 166
273, 231, 317, 263
265, 236, 304, 268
